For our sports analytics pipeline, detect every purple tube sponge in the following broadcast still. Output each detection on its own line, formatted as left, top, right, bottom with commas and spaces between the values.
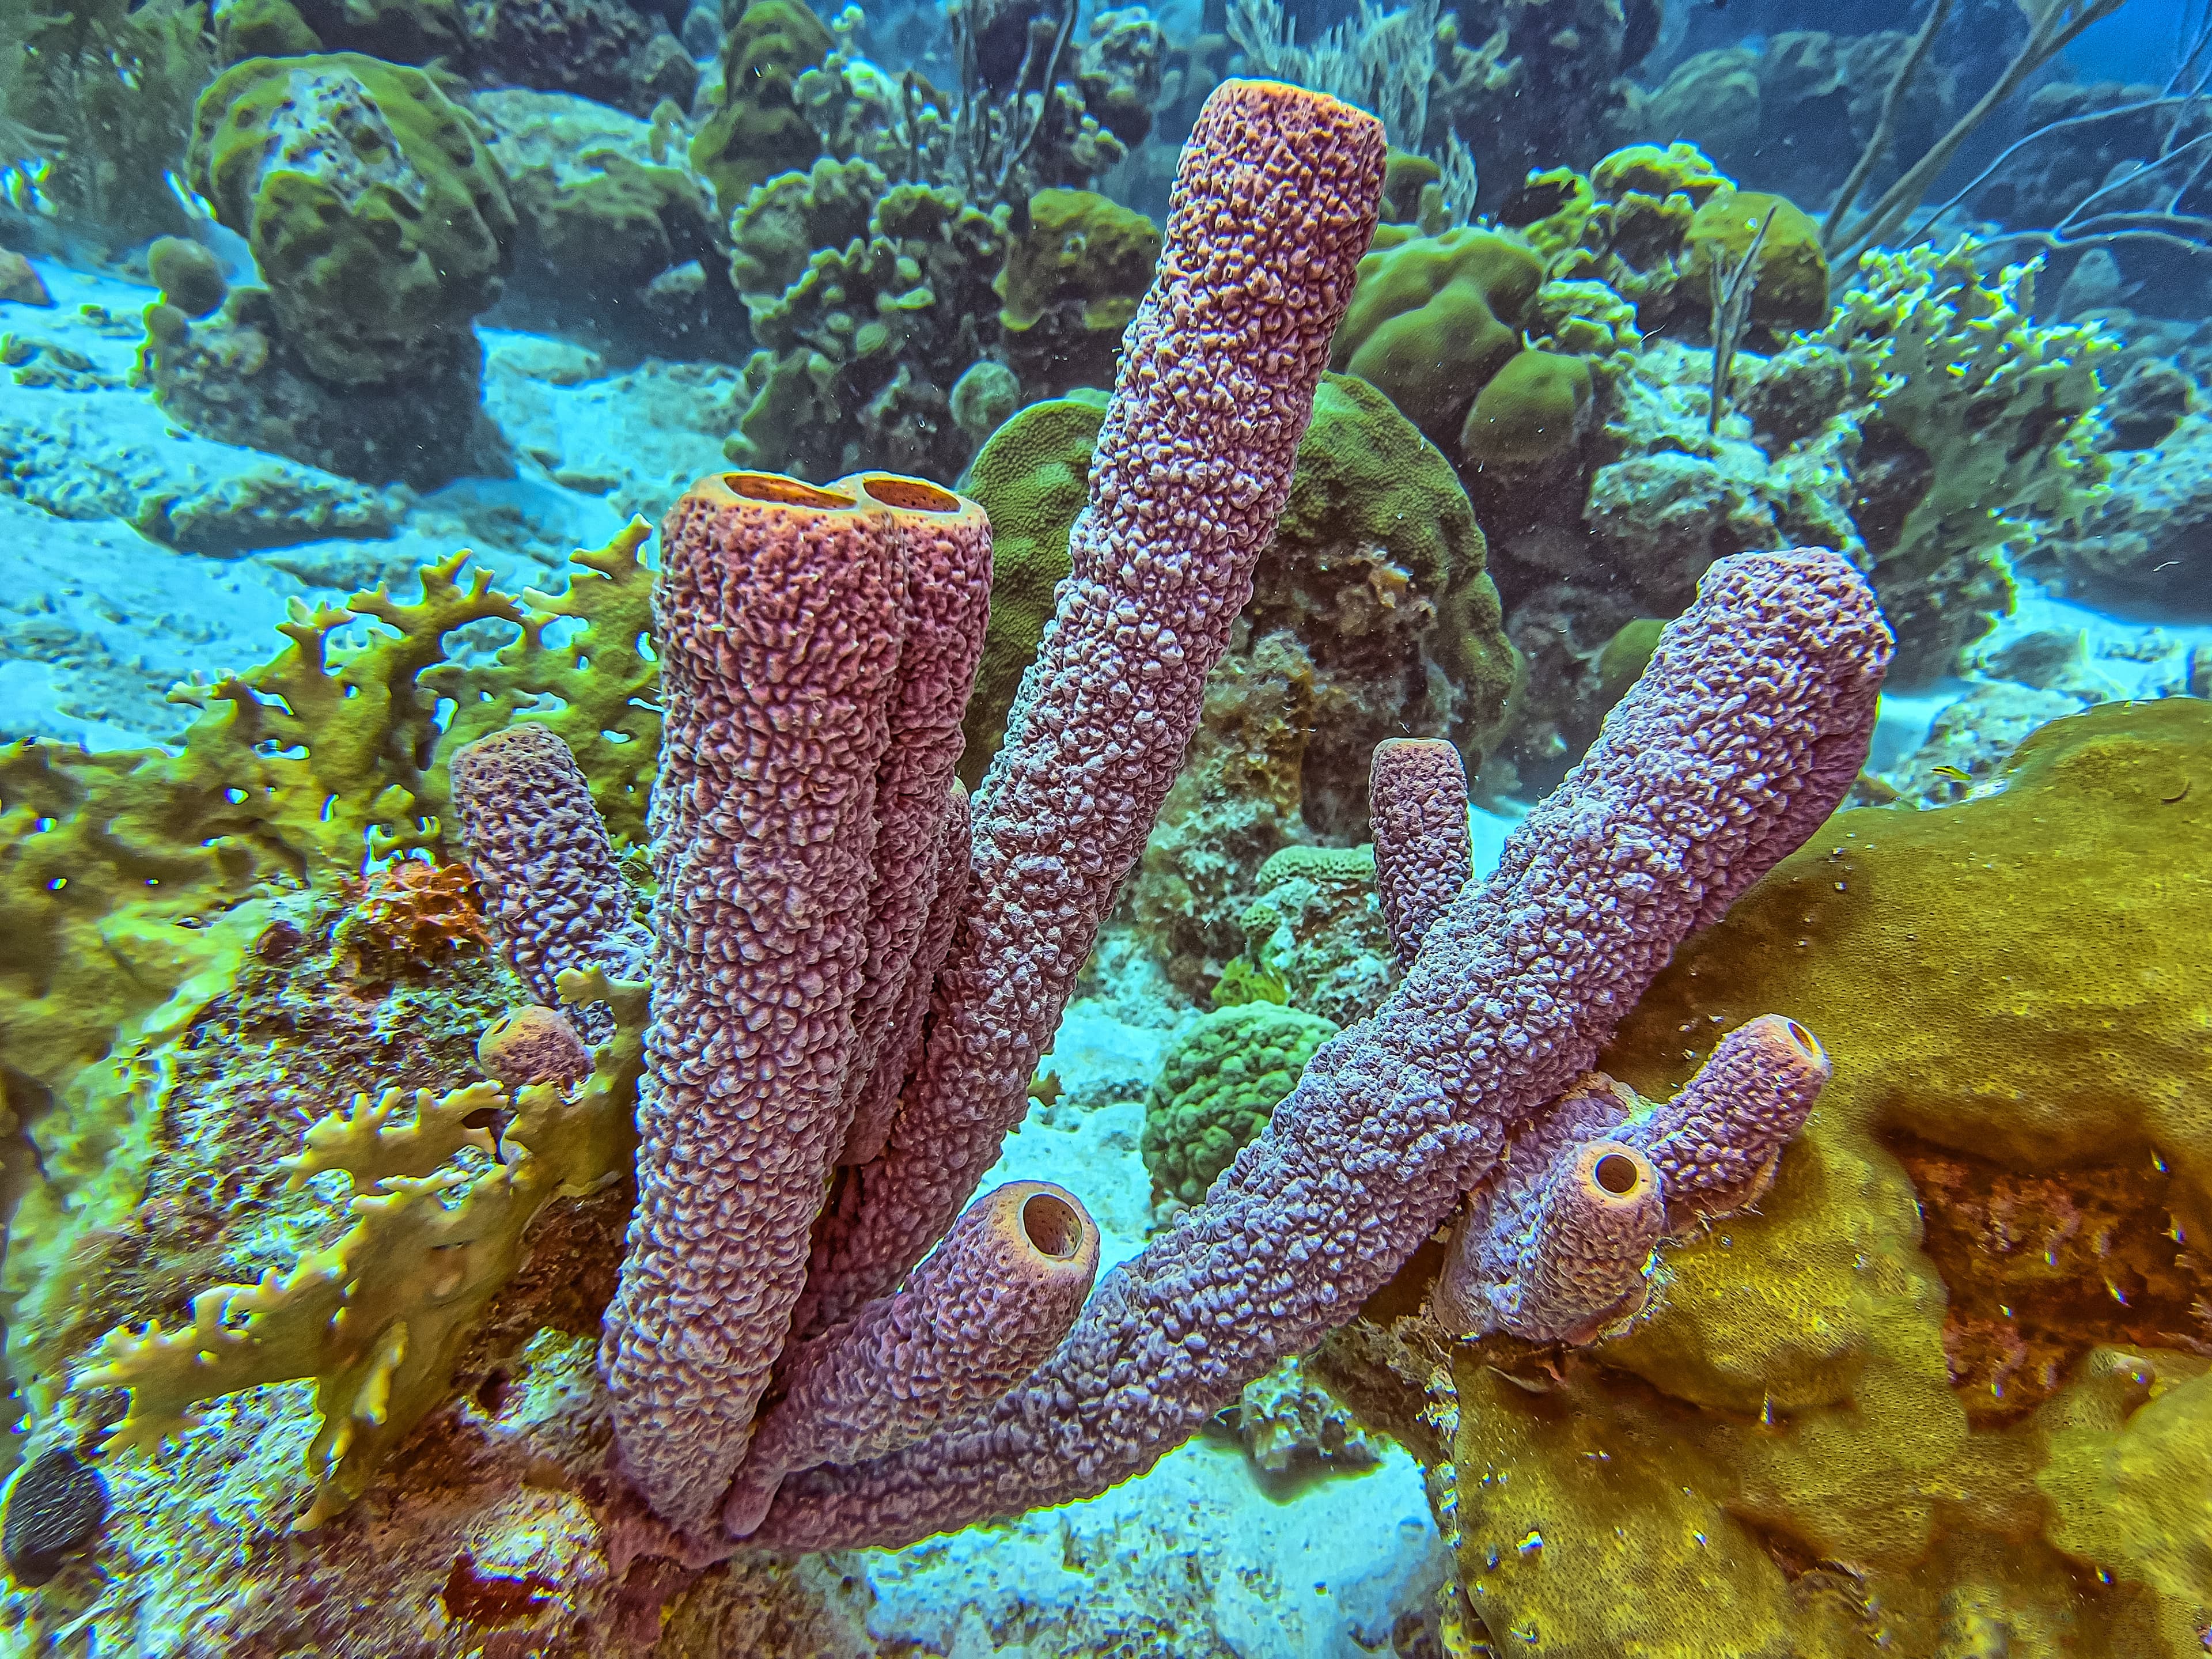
1628, 1012, 1831, 1229
1369, 737, 1474, 965
1433, 1085, 1665, 1344
447, 722, 650, 1040
752, 546, 1891, 1550
787, 78, 1391, 1343
1433, 1013, 1831, 1343
721, 1180, 1099, 1537
827, 475, 995, 1168
603, 472, 914, 1535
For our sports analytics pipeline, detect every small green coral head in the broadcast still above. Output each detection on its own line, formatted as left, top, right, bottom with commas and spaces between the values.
1459, 348, 1593, 470
188, 54, 516, 386
1330, 226, 1546, 444
995, 187, 1161, 333
1141, 1003, 1338, 1206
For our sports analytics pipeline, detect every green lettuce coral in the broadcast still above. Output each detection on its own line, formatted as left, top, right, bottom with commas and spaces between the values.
1514, 142, 1829, 342
995, 187, 1160, 332
725, 167, 1012, 482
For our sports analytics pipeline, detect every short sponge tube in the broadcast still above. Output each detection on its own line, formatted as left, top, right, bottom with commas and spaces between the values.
1434, 1135, 1664, 1344
721, 1180, 1100, 1537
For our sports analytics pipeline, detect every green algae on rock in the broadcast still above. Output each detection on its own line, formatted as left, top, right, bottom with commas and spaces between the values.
187, 52, 516, 388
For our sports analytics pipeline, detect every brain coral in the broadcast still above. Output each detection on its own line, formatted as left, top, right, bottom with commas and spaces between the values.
188, 52, 516, 386
1141, 1003, 1339, 1207
1345, 697, 2212, 1656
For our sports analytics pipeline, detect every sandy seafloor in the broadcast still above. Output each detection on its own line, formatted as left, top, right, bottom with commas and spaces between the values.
3, 251, 2210, 1656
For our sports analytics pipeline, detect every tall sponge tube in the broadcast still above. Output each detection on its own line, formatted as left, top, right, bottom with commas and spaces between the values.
602, 471, 907, 1537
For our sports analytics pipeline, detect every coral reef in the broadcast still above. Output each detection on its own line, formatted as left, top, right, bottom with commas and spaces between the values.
1224, 843, 1397, 1028
5, 0, 212, 249
690, 0, 835, 222
1813, 241, 2114, 681
724, 165, 1014, 483
472, 90, 737, 362
467, 0, 696, 118
139, 286, 511, 490
702, 0, 1150, 483
1513, 142, 1831, 342
1328, 225, 1547, 464
0, 528, 654, 1176
962, 371, 1514, 997
75, 967, 645, 1529
1209, 1355, 1382, 1483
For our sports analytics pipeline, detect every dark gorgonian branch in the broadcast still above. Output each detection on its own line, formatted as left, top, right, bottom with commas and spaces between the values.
1709, 203, 1777, 437
1825, 0, 2135, 267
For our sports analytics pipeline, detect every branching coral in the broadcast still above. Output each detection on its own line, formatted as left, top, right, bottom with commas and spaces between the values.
725, 175, 1013, 482
73, 967, 644, 1530
1816, 239, 2115, 681
711, 0, 1146, 484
